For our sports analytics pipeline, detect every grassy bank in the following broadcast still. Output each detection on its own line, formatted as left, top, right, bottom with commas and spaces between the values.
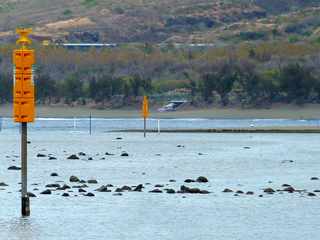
1, 104, 320, 119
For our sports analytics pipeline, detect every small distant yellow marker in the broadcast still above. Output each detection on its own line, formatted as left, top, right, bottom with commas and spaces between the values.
142, 96, 149, 137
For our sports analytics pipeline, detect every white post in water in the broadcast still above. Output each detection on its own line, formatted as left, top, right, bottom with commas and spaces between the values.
73, 117, 76, 130
157, 119, 161, 134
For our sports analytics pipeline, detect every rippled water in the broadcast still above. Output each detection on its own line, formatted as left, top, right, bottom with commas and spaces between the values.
1, 117, 320, 132
0, 120, 320, 240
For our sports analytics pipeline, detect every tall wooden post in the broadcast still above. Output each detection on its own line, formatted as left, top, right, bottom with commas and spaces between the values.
13, 28, 35, 217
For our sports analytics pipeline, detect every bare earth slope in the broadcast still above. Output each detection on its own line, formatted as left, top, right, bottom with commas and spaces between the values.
0, 0, 320, 43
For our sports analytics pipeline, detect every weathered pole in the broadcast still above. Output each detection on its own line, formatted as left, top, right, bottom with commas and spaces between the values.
89, 112, 92, 135
21, 122, 29, 216
13, 28, 35, 217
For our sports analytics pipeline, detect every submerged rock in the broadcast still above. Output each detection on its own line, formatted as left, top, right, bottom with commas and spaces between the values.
166, 189, 175, 194
223, 188, 233, 193
184, 179, 195, 183
50, 173, 59, 177
27, 192, 36, 198
105, 152, 114, 156
40, 189, 52, 195
246, 191, 254, 195
62, 193, 70, 197
311, 177, 319, 181
283, 186, 295, 193
69, 176, 80, 182
88, 179, 98, 184
121, 185, 132, 191
37, 153, 46, 157
133, 184, 144, 192
85, 192, 95, 197
196, 176, 209, 183
8, 166, 21, 170
0, 182, 8, 187
263, 188, 275, 194
67, 155, 79, 160
49, 156, 57, 160
154, 184, 164, 188
79, 152, 86, 156
79, 188, 86, 193
113, 193, 122, 196
45, 183, 60, 188
95, 185, 111, 192
121, 152, 129, 157
149, 189, 163, 193
57, 184, 71, 190
308, 192, 317, 197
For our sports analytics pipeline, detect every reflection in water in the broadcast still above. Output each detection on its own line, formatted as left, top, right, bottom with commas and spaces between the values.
0, 217, 40, 240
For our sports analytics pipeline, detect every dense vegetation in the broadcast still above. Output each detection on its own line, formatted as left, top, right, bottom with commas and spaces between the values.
1, 40, 320, 109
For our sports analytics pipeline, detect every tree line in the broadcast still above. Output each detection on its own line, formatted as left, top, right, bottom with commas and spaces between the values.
0, 41, 320, 108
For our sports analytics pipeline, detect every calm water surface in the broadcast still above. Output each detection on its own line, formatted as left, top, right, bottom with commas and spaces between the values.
0, 119, 320, 240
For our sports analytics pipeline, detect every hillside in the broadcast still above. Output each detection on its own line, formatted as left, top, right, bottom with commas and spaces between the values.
0, 0, 320, 43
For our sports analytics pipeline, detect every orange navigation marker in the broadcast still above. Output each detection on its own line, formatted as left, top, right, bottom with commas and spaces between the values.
13, 28, 35, 217
142, 96, 149, 137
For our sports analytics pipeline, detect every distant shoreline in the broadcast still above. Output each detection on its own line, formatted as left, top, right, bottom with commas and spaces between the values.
1, 104, 320, 119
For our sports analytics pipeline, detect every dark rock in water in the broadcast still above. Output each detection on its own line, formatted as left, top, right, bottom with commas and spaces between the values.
45, 183, 60, 188
243, 147, 251, 149
105, 152, 114, 156
121, 152, 129, 157
236, 190, 244, 194
116, 137, 123, 140
62, 193, 70, 197
180, 185, 201, 194
177, 145, 185, 148
113, 193, 122, 196
184, 179, 195, 183
72, 184, 88, 188
69, 176, 80, 182
311, 177, 319, 181
79, 180, 87, 184
37, 153, 46, 157
57, 184, 71, 190
223, 188, 233, 193
133, 184, 144, 192
313, 190, 320, 193
88, 157, 93, 160
95, 185, 111, 192
199, 190, 210, 194
50, 172, 59, 177
283, 186, 295, 193
106, 184, 114, 187
154, 184, 164, 188
40, 189, 52, 195
246, 191, 254, 195
263, 188, 275, 194
8, 166, 21, 170
85, 192, 95, 197
27, 192, 36, 197
67, 154, 79, 160
166, 189, 175, 194
115, 188, 123, 192
0, 182, 8, 187
149, 189, 163, 193
308, 192, 317, 197
121, 185, 132, 191
196, 176, 209, 183
79, 188, 86, 193
88, 179, 98, 184
33, 188, 39, 191
49, 156, 57, 160
282, 184, 292, 187
259, 195, 263, 197
155, 154, 161, 156
169, 179, 176, 182
27, 141, 31, 144
281, 160, 294, 164
100, 158, 106, 160
79, 152, 86, 156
